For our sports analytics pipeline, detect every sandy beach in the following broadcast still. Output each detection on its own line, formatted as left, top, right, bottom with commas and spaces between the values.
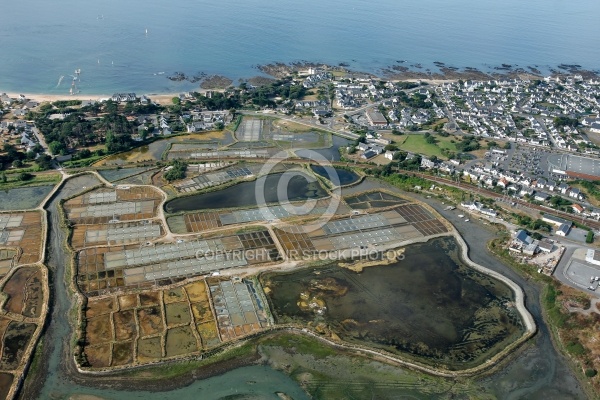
2, 92, 200, 105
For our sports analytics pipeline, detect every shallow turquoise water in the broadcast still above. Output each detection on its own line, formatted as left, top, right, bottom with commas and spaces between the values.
48, 365, 310, 400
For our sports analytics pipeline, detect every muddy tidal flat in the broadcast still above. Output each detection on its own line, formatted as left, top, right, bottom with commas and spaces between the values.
262, 236, 525, 370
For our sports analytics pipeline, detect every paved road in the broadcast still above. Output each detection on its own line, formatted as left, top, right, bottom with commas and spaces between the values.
31, 126, 49, 152
553, 244, 600, 297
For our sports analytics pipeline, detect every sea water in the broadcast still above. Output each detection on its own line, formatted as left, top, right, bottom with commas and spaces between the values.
0, 0, 599, 94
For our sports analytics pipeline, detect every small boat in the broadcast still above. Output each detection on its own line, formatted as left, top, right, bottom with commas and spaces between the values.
458, 214, 464, 218
465, 219, 470, 222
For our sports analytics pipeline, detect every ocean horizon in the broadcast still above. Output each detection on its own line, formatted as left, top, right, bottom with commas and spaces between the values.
1, 0, 599, 95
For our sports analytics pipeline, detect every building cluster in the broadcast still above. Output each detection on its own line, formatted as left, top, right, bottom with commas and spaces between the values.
134, 113, 174, 137
357, 141, 385, 160
420, 157, 459, 173
302, 70, 333, 88
0, 119, 39, 151
0, 94, 39, 118
509, 229, 555, 256
541, 214, 574, 236
183, 110, 231, 132
460, 201, 498, 218
436, 76, 600, 153
111, 93, 138, 103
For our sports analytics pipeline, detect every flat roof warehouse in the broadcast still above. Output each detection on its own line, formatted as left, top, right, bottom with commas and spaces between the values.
547, 154, 600, 180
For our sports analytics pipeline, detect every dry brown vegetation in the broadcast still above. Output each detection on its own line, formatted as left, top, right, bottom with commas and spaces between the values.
550, 283, 600, 392
82, 279, 218, 369
0, 265, 47, 399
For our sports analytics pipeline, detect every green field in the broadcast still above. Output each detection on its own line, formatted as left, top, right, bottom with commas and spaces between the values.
396, 134, 456, 159
0, 172, 61, 190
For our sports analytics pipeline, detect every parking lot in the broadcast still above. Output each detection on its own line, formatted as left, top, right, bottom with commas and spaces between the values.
503, 145, 550, 178
564, 259, 600, 291
559, 248, 600, 294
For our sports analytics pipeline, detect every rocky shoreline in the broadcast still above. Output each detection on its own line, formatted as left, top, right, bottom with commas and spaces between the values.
252, 60, 599, 82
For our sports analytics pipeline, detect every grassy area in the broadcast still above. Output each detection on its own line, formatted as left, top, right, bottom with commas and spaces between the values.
122, 331, 333, 381
62, 155, 106, 168
542, 283, 600, 395
228, 114, 243, 133
271, 118, 325, 134
124, 342, 255, 380
0, 172, 61, 190
395, 134, 456, 159
263, 332, 336, 359
386, 133, 490, 160
571, 181, 600, 207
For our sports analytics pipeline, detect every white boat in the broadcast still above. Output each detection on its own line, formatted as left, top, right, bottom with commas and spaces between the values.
458, 214, 464, 218
465, 219, 470, 222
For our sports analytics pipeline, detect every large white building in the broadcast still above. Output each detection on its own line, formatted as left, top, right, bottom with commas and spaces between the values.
586, 249, 600, 266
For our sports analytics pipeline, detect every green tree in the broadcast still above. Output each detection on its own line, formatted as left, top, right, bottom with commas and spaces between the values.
586, 231, 594, 244
103, 100, 118, 114
163, 160, 188, 182
553, 116, 578, 128
49, 141, 65, 155
39, 103, 53, 114
36, 154, 53, 170
585, 369, 597, 378
18, 172, 33, 181
32, 144, 44, 154
78, 149, 92, 159
123, 102, 135, 114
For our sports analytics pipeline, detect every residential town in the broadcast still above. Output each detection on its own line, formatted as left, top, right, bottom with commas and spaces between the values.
1, 67, 600, 399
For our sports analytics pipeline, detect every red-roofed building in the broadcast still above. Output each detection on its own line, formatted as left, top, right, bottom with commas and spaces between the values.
572, 204, 584, 214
